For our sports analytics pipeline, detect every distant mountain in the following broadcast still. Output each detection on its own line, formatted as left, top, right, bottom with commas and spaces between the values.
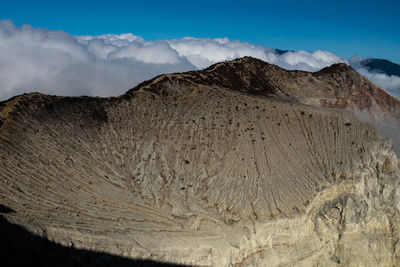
275, 49, 400, 79
359, 58, 400, 77
274, 48, 292, 55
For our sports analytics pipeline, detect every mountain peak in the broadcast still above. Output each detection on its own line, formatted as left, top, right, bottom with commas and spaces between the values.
126, 58, 397, 110
125, 56, 281, 99
205, 56, 278, 71
316, 63, 356, 75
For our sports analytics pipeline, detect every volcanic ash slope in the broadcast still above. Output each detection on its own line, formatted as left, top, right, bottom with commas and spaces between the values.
0, 57, 400, 266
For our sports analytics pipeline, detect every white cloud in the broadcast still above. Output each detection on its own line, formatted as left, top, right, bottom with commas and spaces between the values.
350, 56, 400, 98
0, 20, 399, 101
0, 20, 195, 100
109, 41, 181, 64
167, 38, 272, 69
359, 70, 400, 95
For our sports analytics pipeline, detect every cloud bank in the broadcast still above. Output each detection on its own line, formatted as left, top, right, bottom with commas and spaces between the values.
0, 20, 399, 101
349, 56, 400, 97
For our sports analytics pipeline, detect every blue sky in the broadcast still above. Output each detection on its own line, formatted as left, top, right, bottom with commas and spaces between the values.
1, 0, 400, 63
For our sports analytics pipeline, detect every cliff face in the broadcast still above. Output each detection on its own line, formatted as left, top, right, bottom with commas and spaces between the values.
0, 57, 399, 266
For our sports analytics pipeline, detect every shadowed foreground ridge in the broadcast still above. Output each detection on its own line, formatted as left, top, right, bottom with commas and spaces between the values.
0, 57, 400, 266
0, 205, 185, 267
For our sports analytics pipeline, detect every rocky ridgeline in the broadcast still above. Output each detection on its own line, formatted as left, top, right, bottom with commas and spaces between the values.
0, 57, 399, 266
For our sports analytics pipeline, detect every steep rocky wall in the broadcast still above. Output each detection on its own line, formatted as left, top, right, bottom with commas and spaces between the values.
1, 85, 399, 266
0, 58, 399, 266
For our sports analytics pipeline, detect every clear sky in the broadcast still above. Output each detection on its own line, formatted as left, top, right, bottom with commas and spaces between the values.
1, 0, 400, 63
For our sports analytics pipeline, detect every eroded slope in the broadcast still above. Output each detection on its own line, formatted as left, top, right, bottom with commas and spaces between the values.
0, 58, 399, 266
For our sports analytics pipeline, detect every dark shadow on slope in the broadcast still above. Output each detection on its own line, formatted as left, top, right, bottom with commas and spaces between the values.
0, 204, 15, 214
0, 208, 188, 267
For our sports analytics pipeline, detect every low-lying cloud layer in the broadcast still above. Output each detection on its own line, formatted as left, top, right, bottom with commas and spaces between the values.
0, 20, 399, 101
349, 56, 400, 97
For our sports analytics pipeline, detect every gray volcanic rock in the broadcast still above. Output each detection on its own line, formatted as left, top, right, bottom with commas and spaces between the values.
0, 57, 399, 266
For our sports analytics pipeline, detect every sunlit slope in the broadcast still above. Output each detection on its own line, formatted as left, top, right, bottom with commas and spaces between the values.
0, 57, 399, 266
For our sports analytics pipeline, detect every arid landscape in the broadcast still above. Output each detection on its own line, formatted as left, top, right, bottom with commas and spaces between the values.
0, 57, 399, 266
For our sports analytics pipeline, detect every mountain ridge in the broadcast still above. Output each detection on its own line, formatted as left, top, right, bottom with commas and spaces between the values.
0, 56, 399, 266
2, 56, 399, 154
